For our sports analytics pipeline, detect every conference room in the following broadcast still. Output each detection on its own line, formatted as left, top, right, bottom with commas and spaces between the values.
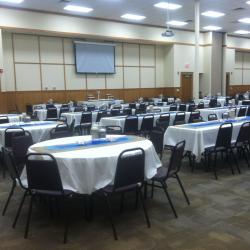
1, 0, 250, 249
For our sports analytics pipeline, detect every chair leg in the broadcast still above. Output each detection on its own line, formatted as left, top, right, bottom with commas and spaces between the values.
230, 148, 241, 174
161, 182, 178, 218
144, 181, 148, 199
12, 191, 28, 228
212, 152, 218, 180
24, 195, 34, 239
242, 146, 250, 168
120, 193, 125, 213
135, 189, 139, 209
2, 181, 16, 216
175, 174, 190, 205
63, 198, 70, 244
139, 188, 151, 228
226, 150, 235, 175
104, 194, 118, 240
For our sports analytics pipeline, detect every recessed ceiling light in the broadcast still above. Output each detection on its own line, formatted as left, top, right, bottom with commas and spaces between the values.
202, 11, 225, 18
64, 5, 93, 13
154, 2, 182, 10
239, 18, 250, 24
0, 0, 23, 3
203, 25, 222, 31
246, 1, 250, 4
121, 14, 146, 21
234, 30, 250, 35
167, 20, 188, 26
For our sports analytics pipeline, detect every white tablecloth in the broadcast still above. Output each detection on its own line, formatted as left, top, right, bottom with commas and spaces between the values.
0, 121, 58, 147
62, 112, 98, 126
79, 99, 123, 108
194, 97, 226, 107
100, 112, 191, 132
21, 135, 161, 194
0, 114, 22, 123
36, 107, 74, 121
164, 117, 250, 159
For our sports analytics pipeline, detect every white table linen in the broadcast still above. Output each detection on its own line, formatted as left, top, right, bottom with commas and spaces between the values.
62, 112, 98, 126
79, 99, 123, 108
0, 114, 22, 123
0, 121, 58, 147
21, 135, 161, 194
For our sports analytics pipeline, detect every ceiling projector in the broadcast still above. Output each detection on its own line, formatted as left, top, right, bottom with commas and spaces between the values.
162, 29, 174, 37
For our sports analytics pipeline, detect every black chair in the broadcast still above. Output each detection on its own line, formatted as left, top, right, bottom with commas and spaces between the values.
99, 148, 150, 240
26, 104, 33, 116
124, 116, 138, 135
140, 115, 154, 137
123, 108, 132, 115
157, 102, 163, 106
151, 108, 161, 113
76, 112, 92, 135
188, 103, 196, 112
111, 109, 121, 116
246, 106, 250, 116
106, 126, 123, 135
188, 111, 202, 123
197, 102, 204, 109
14, 153, 76, 243
69, 119, 75, 135
46, 104, 55, 109
59, 107, 70, 117
208, 114, 218, 121
156, 113, 170, 132
46, 108, 58, 121
11, 131, 33, 169
204, 123, 239, 179
74, 106, 84, 112
149, 127, 164, 159
2, 149, 27, 216
173, 112, 186, 125
129, 103, 136, 109
232, 122, 250, 168
148, 140, 190, 218
96, 111, 104, 122
139, 103, 146, 112
238, 106, 247, 117
179, 104, 186, 112
0, 116, 9, 124
50, 123, 72, 139
5, 127, 25, 148
242, 100, 250, 105
209, 99, 217, 108
135, 108, 146, 115
61, 104, 69, 108
169, 105, 177, 111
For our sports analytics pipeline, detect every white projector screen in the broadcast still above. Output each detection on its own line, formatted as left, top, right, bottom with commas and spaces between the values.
74, 41, 116, 74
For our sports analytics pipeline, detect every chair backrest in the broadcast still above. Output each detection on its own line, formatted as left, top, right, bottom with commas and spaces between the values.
96, 111, 103, 122
69, 119, 75, 134
74, 106, 84, 112
236, 122, 250, 144
169, 105, 177, 111
46, 104, 55, 109
197, 102, 204, 109
166, 140, 185, 178
140, 115, 154, 132
179, 104, 186, 111
106, 126, 122, 135
26, 104, 33, 115
123, 108, 132, 115
238, 106, 247, 117
149, 128, 164, 157
174, 112, 186, 125
209, 99, 217, 108
111, 108, 121, 116
26, 153, 64, 193
139, 103, 146, 111
215, 122, 233, 148
124, 116, 138, 134
159, 113, 170, 123
129, 103, 136, 109
87, 105, 95, 112
135, 108, 146, 115
0, 116, 9, 124
208, 113, 218, 121
11, 131, 33, 166
60, 107, 69, 115
246, 106, 250, 116
188, 103, 196, 112
46, 108, 58, 119
113, 148, 145, 191
5, 127, 25, 148
80, 112, 92, 124
50, 124, 71, 139
61, 104, 69, 108
157, 102, 163, 106
188, 111, 201, 123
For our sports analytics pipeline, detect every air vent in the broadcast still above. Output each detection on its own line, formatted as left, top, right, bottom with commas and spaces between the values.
232, 7, 245, 11
185, 20, 193, 23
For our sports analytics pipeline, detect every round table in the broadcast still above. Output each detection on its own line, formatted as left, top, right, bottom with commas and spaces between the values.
21, 135, 161, 194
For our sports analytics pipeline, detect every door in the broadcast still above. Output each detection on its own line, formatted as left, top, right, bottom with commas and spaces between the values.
181, 73, 193, 102
226, 72, 230, 96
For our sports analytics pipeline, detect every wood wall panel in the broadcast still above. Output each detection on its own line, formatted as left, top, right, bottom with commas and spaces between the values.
1, 87, 181, 113
228, 85, 250, 96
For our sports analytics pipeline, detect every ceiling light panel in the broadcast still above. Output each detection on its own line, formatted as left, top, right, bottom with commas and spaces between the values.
238, 18, 250, 24
202, 11, 225, 18
234, 30, 250, 35
121, 14, 146, 20
0, 0, 23, 3
246, 1, 250, 4
64, 5, 93, 13
167, 20, 188, 26
154, 2, 182, 10
203, 26, 222, 31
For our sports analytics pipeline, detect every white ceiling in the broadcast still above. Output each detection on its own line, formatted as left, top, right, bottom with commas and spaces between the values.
1, 0, 250, 36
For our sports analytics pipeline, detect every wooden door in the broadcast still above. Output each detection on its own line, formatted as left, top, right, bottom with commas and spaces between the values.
226, 73, 230, 96
181, 73, 193, 102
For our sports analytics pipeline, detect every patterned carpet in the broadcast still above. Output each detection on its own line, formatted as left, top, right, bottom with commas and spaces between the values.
1, 152, 250, 250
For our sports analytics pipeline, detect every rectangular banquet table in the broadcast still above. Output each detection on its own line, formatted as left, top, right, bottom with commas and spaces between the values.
164, 117, 250, 159
0, 114, 22, 123
21, 135, 162, 194
0, 121, 58, 146
100, 112, 191, 132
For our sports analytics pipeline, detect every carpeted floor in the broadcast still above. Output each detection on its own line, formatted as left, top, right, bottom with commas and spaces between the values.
1, 152, 250, 250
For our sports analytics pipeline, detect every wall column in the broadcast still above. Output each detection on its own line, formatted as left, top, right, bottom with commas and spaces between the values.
194, 0, 200, 99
